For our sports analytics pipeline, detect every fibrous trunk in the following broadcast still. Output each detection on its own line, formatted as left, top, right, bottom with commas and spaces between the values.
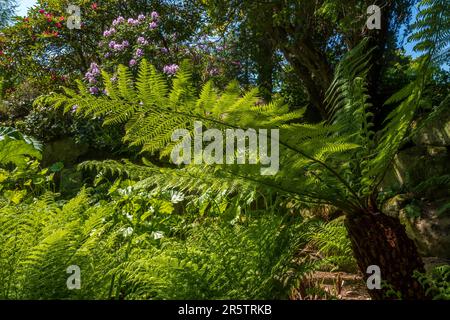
345, 210, 427, 300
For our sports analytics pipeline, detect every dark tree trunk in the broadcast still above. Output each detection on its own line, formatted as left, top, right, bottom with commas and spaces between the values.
255, 37, 274, 102
345, 210, 428, 300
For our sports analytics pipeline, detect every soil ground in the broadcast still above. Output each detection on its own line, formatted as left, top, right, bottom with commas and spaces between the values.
292, 271, 371, 300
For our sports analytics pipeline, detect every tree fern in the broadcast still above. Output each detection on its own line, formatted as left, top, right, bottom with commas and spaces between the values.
35, 0, 448, 216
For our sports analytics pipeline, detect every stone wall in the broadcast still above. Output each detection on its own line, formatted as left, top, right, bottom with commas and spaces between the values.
381, 110, 450, 260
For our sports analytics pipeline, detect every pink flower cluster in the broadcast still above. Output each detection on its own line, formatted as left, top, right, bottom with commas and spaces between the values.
109, 40, 129, 51
127, 18, 140, 26
103, 28, 116, 37
109, 12, 159, 31
163, 64, 179, 75
85, 62, 100, 83
112, 16, 125, 26
135, 48, 144, 58
137, 36, 149, 45
85, 63, 101, 94
151, 11, 159, 20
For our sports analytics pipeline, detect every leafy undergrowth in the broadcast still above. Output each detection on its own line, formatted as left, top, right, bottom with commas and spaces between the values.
0, 189, 318, 300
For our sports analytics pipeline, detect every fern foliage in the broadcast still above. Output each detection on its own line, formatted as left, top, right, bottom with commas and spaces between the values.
305, 217, 357, 272
0, 189, 317, 300
35, 0, 448, 217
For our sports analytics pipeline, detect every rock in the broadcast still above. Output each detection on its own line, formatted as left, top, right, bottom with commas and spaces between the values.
422, 257, 450, 273
382, 194, 413, 217
383, 198, 450, 260
42, 137, 89, 167
380, 145, 449, 193
427, 146, 447, 157
412, 111, 450, 147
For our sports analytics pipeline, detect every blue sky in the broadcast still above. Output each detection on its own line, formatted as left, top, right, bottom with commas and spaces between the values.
16, 0, 37, 17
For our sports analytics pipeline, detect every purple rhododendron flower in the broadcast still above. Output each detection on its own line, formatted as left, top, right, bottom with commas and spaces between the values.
137, 36, 148, 45
104, 29, 112, 37
71, 105, 79, 113
128, 18, 139, 26
85, 63, 101, 84
129, 59, 137, 66
89, 87, 99, 95
109, 40, 116, 49
151, 11, 159, 20
161, 47, 169, 54
90, 62, 100, 75
163, 64, 179, 75
104, 28, 116, 37
113, 16, 125, 25
138, 14, 146, 21
122, 40, 129, 47
149, 21, 157, 29
135, 48, 144, 58
113, 44, 124, 51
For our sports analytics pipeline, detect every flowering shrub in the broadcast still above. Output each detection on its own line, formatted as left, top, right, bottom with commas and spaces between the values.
85, 11, 241, 94
97, 11, 181, 74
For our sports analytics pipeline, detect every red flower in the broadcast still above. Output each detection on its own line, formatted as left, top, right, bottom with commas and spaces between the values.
23, 17, 29, 22
53, 31, 59, 37
0, 50, 3, 55
59, 16, 65, 21
91, 3, 98, 10
38, 9, 45, 14
55, 22, 62, 28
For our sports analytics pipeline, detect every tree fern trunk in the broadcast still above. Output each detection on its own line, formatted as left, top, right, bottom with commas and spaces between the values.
344, 211, 428, 300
